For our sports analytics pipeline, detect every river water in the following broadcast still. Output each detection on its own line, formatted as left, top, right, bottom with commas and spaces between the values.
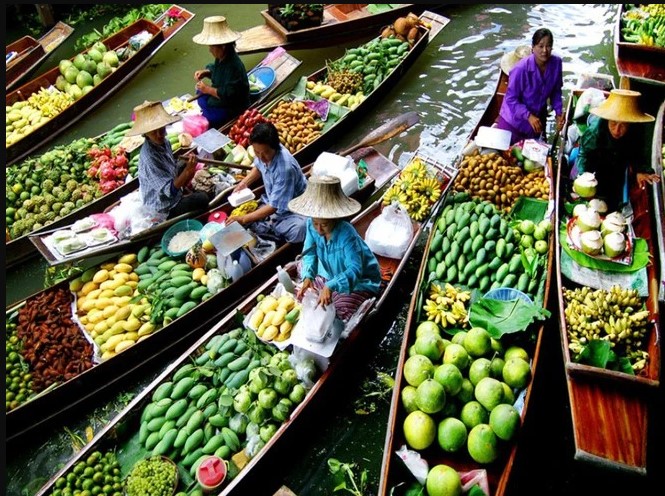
6, 4, 662, 495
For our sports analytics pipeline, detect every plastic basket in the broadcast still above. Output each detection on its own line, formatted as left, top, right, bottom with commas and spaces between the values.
248, 66, 275, 95
161, 219, 203, 257
483, 287, 533, 304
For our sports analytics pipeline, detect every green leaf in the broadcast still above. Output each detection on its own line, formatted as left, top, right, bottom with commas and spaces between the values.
468, 297, 550, 338
585, 339, 612, 368
469, 485, 489, 496
617, 357, 636, 375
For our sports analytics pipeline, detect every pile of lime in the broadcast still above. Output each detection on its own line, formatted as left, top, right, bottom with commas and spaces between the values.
50, 450, 123, 496
401, 323, 531, 466
5, 318, 35, 411
125, 456, 177, 496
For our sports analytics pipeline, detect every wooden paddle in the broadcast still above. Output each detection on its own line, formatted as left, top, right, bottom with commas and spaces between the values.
336, 111, 420, 156
195, 155, 254, 171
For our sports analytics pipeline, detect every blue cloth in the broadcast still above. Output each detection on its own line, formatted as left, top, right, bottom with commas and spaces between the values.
137, 138, 181, 216
254, 145, 307, 214
301, 219, 381, 295
497, 53, 563, 143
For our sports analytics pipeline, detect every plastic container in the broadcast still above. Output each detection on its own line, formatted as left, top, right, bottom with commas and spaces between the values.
226, 259, 244, 282
483, 287, 533, 304
248, 66, 276, 95
196, 455, 227, 493
183, 114, 209, 137
277, 265, 295, 293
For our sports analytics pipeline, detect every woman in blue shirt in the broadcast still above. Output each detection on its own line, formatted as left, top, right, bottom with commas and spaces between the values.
192, 16, 250, 128
289, 175, 381, 322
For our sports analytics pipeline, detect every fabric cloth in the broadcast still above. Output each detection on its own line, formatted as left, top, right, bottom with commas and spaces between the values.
496, 53, 563, 144
301, 218, 381, 296
138, 138, 182, 216
309, 275, 374, 323
168, 191, 209, 219
574, 115, 646, 210
203, 51, 250, 127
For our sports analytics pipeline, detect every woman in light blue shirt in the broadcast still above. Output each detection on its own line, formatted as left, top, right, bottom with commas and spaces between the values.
289, 175, 381, 322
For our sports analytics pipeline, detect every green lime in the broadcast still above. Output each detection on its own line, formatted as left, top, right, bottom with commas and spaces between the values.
467, 423, 499, 464
426, 464, 462, 496
489, 403, 520, 441
403, 410, 437, 450
437, 417, 467, 453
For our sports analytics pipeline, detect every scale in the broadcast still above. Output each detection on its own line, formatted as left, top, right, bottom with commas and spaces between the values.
210, 222, 255, 257
193, 128, 232, 157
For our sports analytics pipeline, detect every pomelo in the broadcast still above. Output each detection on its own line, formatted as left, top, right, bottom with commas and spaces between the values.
88, 48, 103, 63
401, 385, 419, 413
403, 354, 434, 387
460, 400, 488, 430
433, 363, 463, 396
468, 358, 491, 386
76, 70, 94, 89
489, 403, 520, 441
415, 379, 446, 414
457, 378, 474, 404
416, 320, 441, 338
414, 333, 446, 362
463, 327, 492, 357
442, 343, 469, 371
103, 50, 120, 68
403, 410, 436, 450
489, 356, 506, 379
467, 423, 499, 464
451, 330, 467, 345
426, 464, 462, 496
474, 377, 504, 411
437, 417, 467, 453
501, 382, 515, 405
502, 357, 531, 389
504, 345, 529, 362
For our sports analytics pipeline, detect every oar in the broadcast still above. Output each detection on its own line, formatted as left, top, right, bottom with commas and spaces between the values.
195, 155, 254, 171
336, 111, 420, 156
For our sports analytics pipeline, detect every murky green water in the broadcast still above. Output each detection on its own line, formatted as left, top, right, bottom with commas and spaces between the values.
6, 4, 662, 496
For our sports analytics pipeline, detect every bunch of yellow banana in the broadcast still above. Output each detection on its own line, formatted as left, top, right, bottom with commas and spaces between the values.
382, 157, 443, 221
422, 282, 471, 327
305, 79, 365, 109
26, 87, 74, 118
231, 200, 259, 217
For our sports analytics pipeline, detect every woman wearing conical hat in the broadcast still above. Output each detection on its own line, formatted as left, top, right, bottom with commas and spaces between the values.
495, 27, 565, 144
127, 101, 209, 219
192, 16, 250, 128
289, 175, 381, 323
574, 88, 658, 210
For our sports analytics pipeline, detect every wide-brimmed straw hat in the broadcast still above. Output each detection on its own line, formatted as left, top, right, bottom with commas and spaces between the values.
192, 16, 241, 45
288, 175, 361, 219
126, 101, 181, 136
590, 89, 654, 123
500, 45, 531, 75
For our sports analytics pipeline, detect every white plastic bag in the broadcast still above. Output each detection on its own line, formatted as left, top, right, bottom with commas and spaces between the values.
573, 88, 606, 120
301, 288, 335, 343
365, 202, 413, 259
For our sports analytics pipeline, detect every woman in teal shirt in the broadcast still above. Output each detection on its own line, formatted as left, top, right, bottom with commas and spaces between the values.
289, 176, 381, 322
192, 16, 250, 128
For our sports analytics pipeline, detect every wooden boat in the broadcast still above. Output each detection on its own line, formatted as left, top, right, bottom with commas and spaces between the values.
6, 21, 74, 91
223, 10, 450, 168
651, 99, 665, 302
379, 68, 555, 495
32, 151, 458, 496
5, 6, 195, 168
5, 48, 302, 271
6, 143, 404, 444
613, 4, 665, 87
235, 4, 431, 55
553, 86, 661, 475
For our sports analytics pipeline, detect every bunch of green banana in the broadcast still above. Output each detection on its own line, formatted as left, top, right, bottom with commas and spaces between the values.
563, 285, 650, 371
422, 282, 471, 328
621, 5, 665, 47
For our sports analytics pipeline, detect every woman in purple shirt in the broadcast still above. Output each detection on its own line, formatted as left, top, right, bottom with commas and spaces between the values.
496, 28, 565, 144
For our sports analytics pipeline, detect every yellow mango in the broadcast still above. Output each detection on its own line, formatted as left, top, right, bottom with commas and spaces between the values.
86, 310, 104, 325
128, 272, 139, 282
259, 296, 279, 313
93, 321, 110, 335
102, 305, 120, 319
137, 322, 155, 337
123, 317, 141, 332
114, 305, 132, 322
249, 309, 265, 330
80, 281, 99, 296
271, 308, 287, 327
113, 272, 130, 283
114, 284, 133, 297
263, 310, 276, 327
100, 262, 116, 271
92, 269, 110, 284
99, 289, 115, 299
94, 297, 113, 310
114, 340, 135, 353
114, 262, 134, 273
99, 279, 122, 291
263, 325, 279, 341
86, 288, 102, 300
81, 298, 98, 313
192, 268, 206, 281
279, 320, 293, 335
69, 277, 84, 292
118, 253, 137, 265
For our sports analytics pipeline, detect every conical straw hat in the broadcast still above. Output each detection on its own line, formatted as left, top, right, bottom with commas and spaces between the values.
590, 89, 654, 123
126, 100, 181, 136
500, 44, 531, 75
192, 16, 241, 45
288, 175, 361, 219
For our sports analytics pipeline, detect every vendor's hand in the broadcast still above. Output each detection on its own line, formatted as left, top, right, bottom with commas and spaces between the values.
637, 172, 660, 188
194, 70, 206, 81
195, 80, 209, 95
528, 114, 543, 135
297, 278, 313, 301
233, 181, 248, 193
318, 285, 332, 308
225, 215, 245, 227
556, 114, 565, 132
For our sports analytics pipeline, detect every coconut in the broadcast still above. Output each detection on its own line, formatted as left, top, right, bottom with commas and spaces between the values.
580, 230, 603, 255
603, 231, 626, 258
393, 17, 409, 36
572, 203, 588, 218
576, 208, 601, 232
601, 211, 627, 235
587, 198, 608, 214
573, 172, 598, 199
407, 27, 420, 44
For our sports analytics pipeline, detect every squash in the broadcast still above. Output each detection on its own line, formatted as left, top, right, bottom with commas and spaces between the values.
186, 242, 207, 269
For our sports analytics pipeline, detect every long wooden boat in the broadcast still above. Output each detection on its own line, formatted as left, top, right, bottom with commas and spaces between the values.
379, 68, 555, 495
554, 86, 661, 475
6, 6, 195, 167
235, 4, 431, 55
651, 99, 665, 302
223, 10, 450, 168
32, 151, 458, 496
613, 4, 665, 87
5, 48, 302, 271
6, 145, 402, 444
6, 21, 74, 91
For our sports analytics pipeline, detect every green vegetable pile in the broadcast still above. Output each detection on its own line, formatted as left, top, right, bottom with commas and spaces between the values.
125, 456, 177, 496
50, 450, 123, 496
